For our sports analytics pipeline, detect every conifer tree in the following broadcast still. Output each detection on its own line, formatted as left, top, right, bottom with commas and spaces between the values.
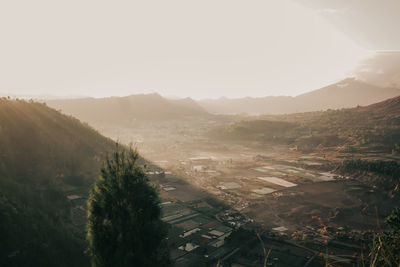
87, 146, 170, 267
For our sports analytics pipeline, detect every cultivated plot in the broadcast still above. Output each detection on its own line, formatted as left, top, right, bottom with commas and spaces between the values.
257, 177, 297, 187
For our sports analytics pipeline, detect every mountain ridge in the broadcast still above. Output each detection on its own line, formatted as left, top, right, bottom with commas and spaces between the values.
198, 78, 400, 115
208, 94, 400, 152
46, 93, 211, 127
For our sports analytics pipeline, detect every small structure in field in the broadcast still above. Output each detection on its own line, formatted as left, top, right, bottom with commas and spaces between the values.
178, 243, 199, 252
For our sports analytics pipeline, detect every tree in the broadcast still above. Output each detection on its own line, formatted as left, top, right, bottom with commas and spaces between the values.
369, 208, 400, 266
87, 146, 170, 267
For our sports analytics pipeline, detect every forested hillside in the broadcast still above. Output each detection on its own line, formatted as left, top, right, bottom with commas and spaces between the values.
0, 99, 116, 266
208, 95, 400, 152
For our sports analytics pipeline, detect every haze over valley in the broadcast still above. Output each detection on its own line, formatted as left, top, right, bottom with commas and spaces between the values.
1, 1, 400, 266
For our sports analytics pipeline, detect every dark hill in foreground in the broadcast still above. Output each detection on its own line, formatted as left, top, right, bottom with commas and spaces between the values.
0, 99, 117, 267
0, 99, 115, 182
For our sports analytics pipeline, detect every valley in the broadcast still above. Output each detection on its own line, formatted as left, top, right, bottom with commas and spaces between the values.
141, 140, 398, 266
2, 89, 399, 266
61, 95, 400, 266
2, 2, 400, 265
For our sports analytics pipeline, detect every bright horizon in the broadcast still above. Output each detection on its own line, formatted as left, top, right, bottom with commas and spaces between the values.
1, 0, 398, 99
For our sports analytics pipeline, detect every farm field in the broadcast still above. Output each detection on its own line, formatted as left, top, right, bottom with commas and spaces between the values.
137, 135, 400, 266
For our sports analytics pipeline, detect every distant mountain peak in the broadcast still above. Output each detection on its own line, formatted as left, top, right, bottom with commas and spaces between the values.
197, 78, 400, 115
46, 93, 211, 126
125, 92, 163, 99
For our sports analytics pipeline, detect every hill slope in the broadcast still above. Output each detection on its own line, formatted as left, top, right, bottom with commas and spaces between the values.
0, 99, 116, 266
198, 78, 400, 115
294, 78, 400, 112
197, 96, 293, 115
0, 99, 115, 182
208, 95, 400, 152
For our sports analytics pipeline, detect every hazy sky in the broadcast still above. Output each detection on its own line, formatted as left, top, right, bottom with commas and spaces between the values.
0, 0, 398, 99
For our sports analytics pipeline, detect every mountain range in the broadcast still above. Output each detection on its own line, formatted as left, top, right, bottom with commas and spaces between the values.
46, 93, 210, 127
198, 78, 400, 115
22, 78, 400, 122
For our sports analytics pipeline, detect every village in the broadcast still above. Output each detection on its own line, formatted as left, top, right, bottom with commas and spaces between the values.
61, 133, 392, 266
141, 148, 379, 266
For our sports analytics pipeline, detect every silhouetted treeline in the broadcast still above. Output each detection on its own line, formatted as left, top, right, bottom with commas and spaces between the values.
342, 159, 400, 180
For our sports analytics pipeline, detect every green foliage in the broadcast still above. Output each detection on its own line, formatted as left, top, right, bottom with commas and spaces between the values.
87, 147, 170, 267
208, 97, 400, 152
0, 190, 89, 267
204, 196, 230, 211
0, 99, 116, 266
342, 159, 400, 181
208, 120, 299, 144
0, 98, 115, 183
296, 134, 342, 151
392, 143, 400, 155
369, 208, 400, 266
